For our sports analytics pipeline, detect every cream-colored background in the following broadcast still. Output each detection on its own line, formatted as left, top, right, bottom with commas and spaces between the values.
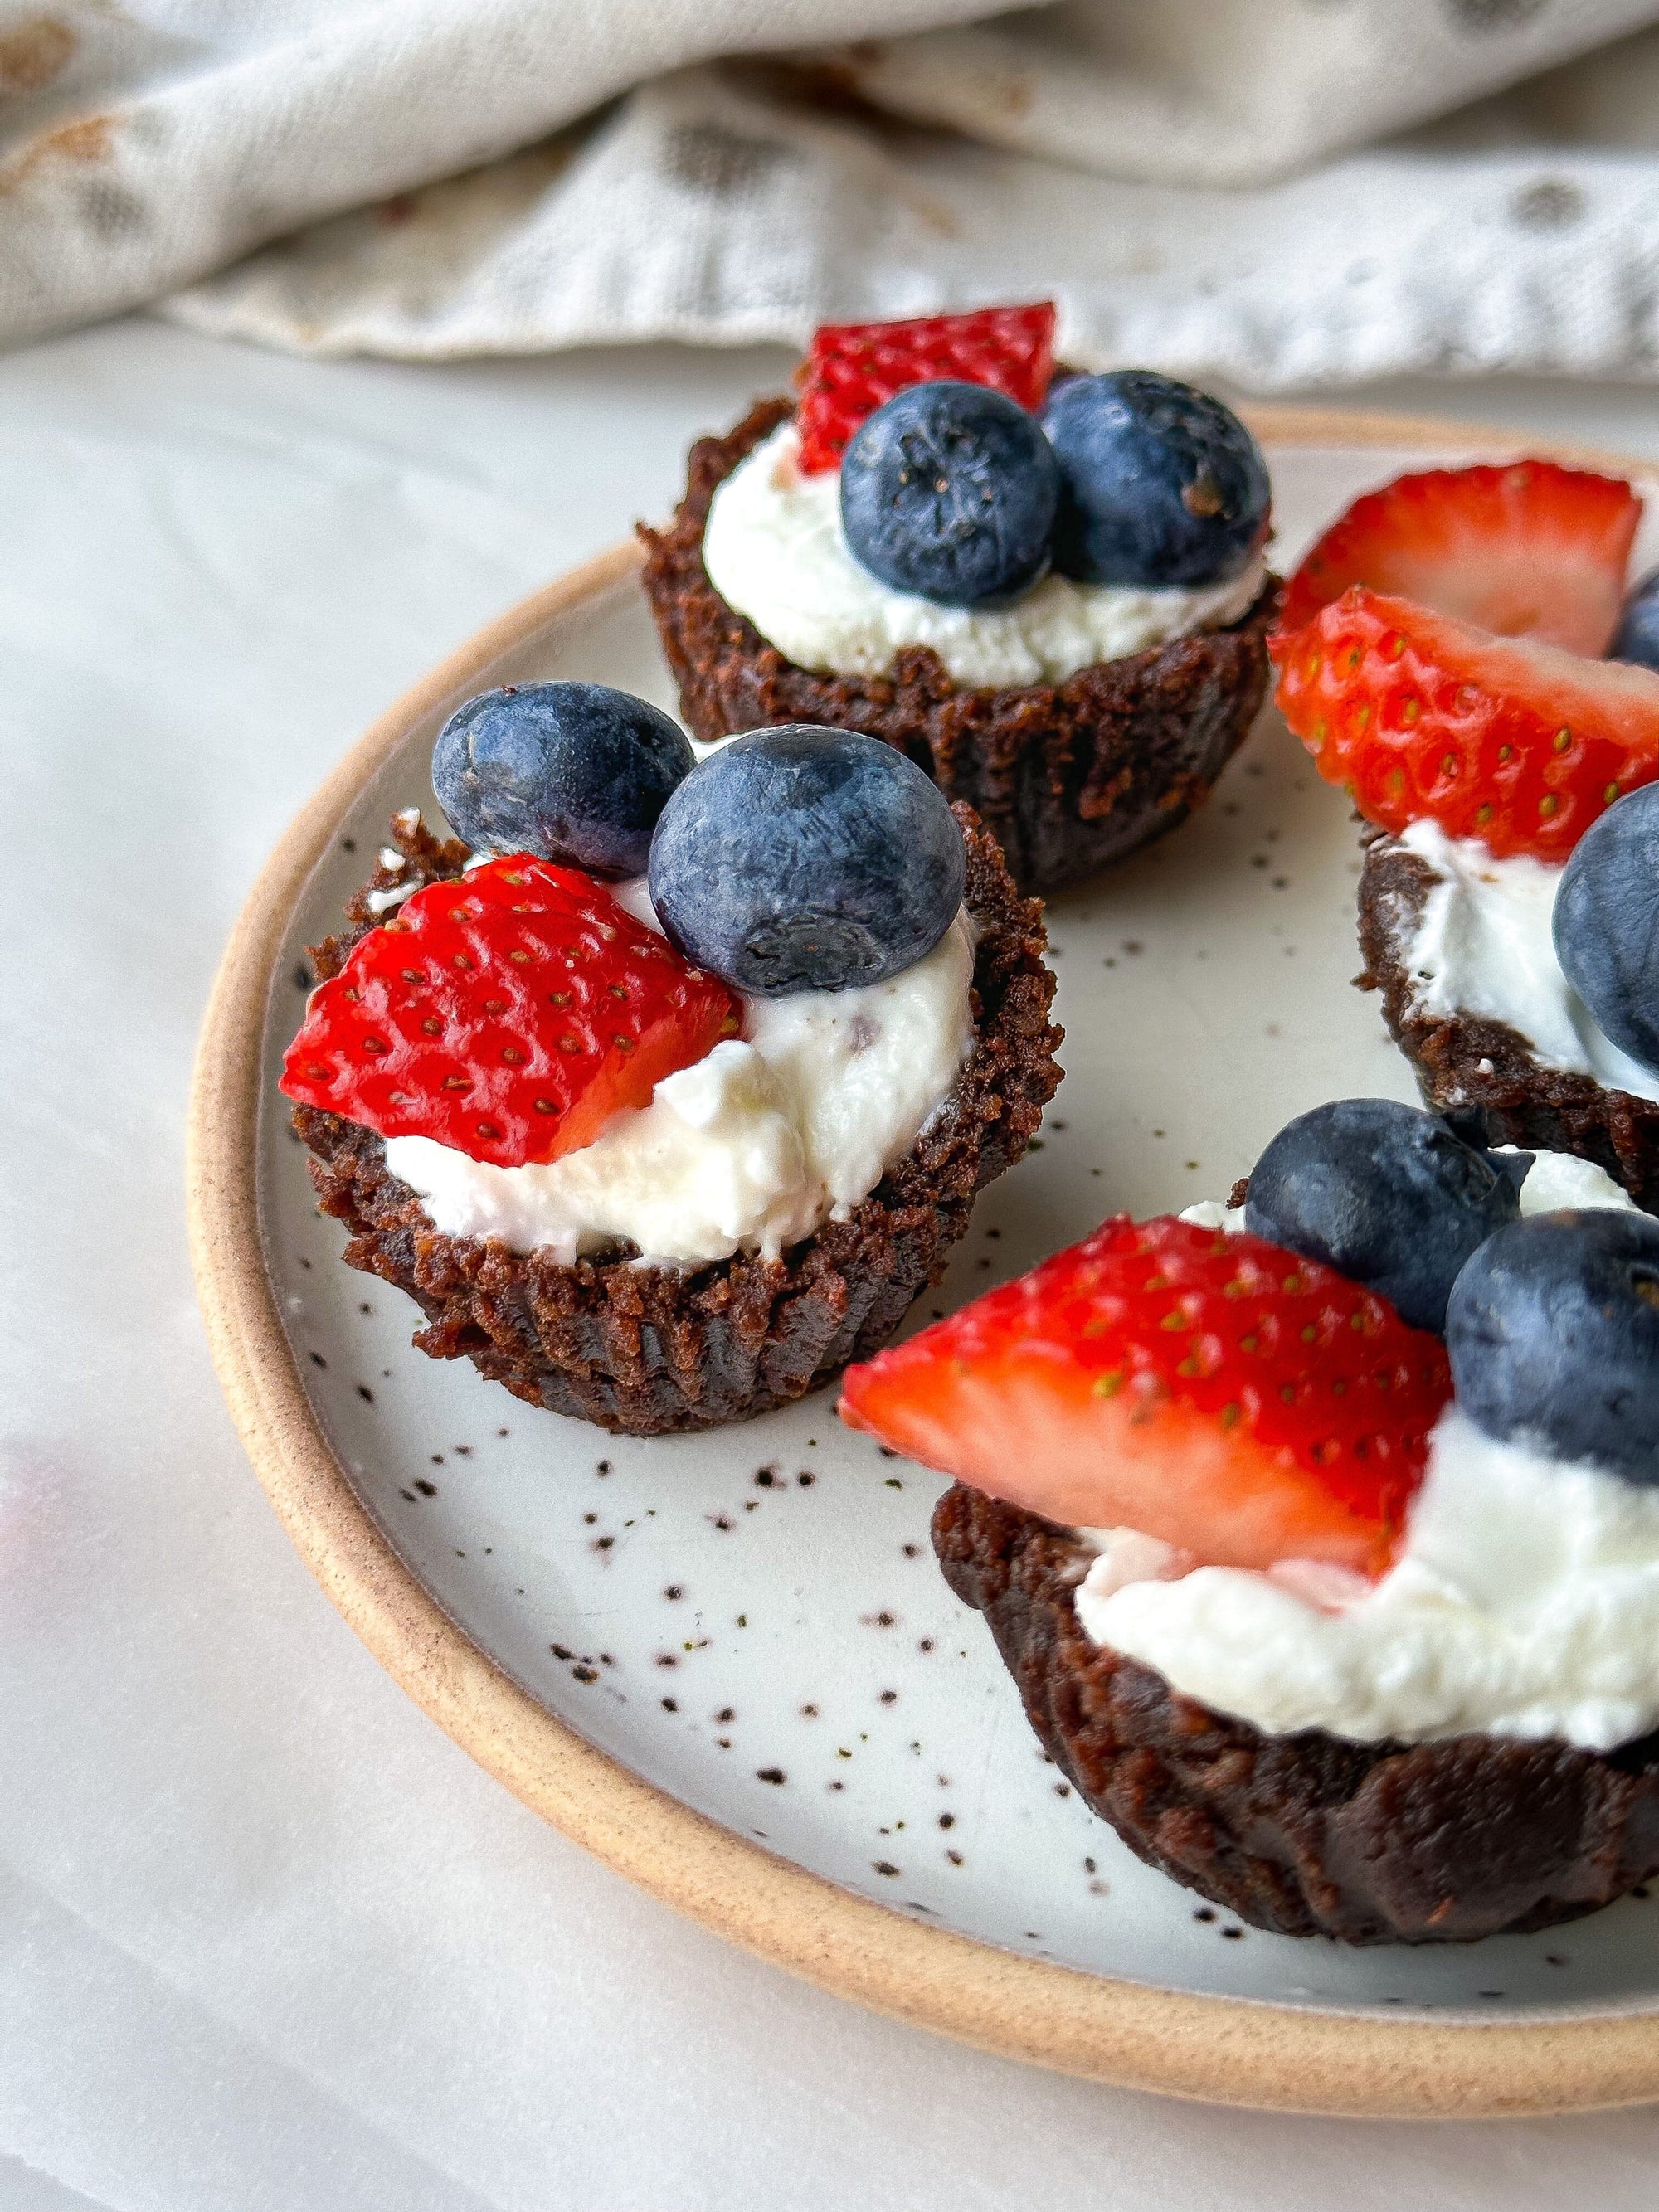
12, 0, 1659, 383
9, 313, 1659, 2203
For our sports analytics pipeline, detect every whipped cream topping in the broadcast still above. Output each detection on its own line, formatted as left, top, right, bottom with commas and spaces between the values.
1394, 816, 1659, 1105
702, 421, 1267, 692
1078, 1153, 1644, 1749
1077, 1407, 1659, 1749
383, 887, 975, 1269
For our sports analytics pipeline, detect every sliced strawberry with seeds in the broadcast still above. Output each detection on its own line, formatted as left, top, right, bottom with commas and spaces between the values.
839, 1214, 1451, 1579
1274, 586, 1659, 862
1277, 460, 1640, 658
795, 301, 1056, 474
281, 855, 741, 1168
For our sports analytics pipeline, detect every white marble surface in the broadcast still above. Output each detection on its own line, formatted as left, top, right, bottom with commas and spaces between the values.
8, 316, 1659, 2210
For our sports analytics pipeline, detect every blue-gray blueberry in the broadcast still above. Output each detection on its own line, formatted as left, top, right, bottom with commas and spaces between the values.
432, 681, 693, 878
648, 725, 966, 997
1243, 1097, 1519, 1334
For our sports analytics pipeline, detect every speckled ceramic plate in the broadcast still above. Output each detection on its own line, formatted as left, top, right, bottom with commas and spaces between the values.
191, 409, 1659, 2117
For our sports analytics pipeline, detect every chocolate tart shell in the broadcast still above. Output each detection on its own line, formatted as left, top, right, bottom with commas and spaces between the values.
933, 1482, 1659, 1944
291, 808, 1061, 1437
1356, 826, 1659, 1212
638, 396, 1279, 897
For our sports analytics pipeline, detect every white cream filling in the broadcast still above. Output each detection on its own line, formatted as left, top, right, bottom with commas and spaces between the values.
1075, 1155, 1643, 1749
701, 421, 1267, 692
1394, 816, 1659, 1105
382, 889, 975, 1270
1077, 1408, 1659, 1749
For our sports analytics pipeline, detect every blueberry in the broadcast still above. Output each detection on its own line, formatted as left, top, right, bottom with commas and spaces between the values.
647, 726, 966, 997
1484, 1147, 1535, 1203
1446, 1210, 1659, 1480
1040, 371, 1270, 588
1553, 781, 1659, 1077
1243, 1098, 1519, 1334
839, 381, 1058, 609
1609, 569, 1659, 670
431, 681, 694, 878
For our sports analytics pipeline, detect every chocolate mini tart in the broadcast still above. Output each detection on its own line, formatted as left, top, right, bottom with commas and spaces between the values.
1356, 825, 1659, 1213
934, 1482, 1659, 1944
638, 396, 1279, 897
290, 806, 1061, 1437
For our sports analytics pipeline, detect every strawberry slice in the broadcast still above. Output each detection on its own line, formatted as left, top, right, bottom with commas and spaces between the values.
1277, 460, 1640, 657
795, 301, 1056, 474
281, 855, 741, 1169
1275, 586, 1659, 862
839, 1214, 1451, 1579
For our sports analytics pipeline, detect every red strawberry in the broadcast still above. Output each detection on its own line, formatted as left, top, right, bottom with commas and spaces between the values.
281, 856, 741, 1169
1277, 460, 1640, 657
839, 1214, 1451, 1579
795, 301, 1056, 475
1274, 586, 1659, 863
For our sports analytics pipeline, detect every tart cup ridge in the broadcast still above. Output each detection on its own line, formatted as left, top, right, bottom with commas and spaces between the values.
934, 1481, 1659, 1945
1357, 825, 1659, 1213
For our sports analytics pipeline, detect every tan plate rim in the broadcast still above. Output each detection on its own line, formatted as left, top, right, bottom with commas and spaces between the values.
188, 404, 1659, 2119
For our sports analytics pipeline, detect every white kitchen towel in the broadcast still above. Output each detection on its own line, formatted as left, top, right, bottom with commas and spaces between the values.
7, 0, 1659, 382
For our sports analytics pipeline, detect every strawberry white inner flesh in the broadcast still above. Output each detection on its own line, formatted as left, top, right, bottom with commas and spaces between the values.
1280, 461, 1642, 657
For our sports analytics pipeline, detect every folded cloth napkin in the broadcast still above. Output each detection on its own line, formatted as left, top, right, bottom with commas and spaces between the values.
7, 0, 1659, 386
